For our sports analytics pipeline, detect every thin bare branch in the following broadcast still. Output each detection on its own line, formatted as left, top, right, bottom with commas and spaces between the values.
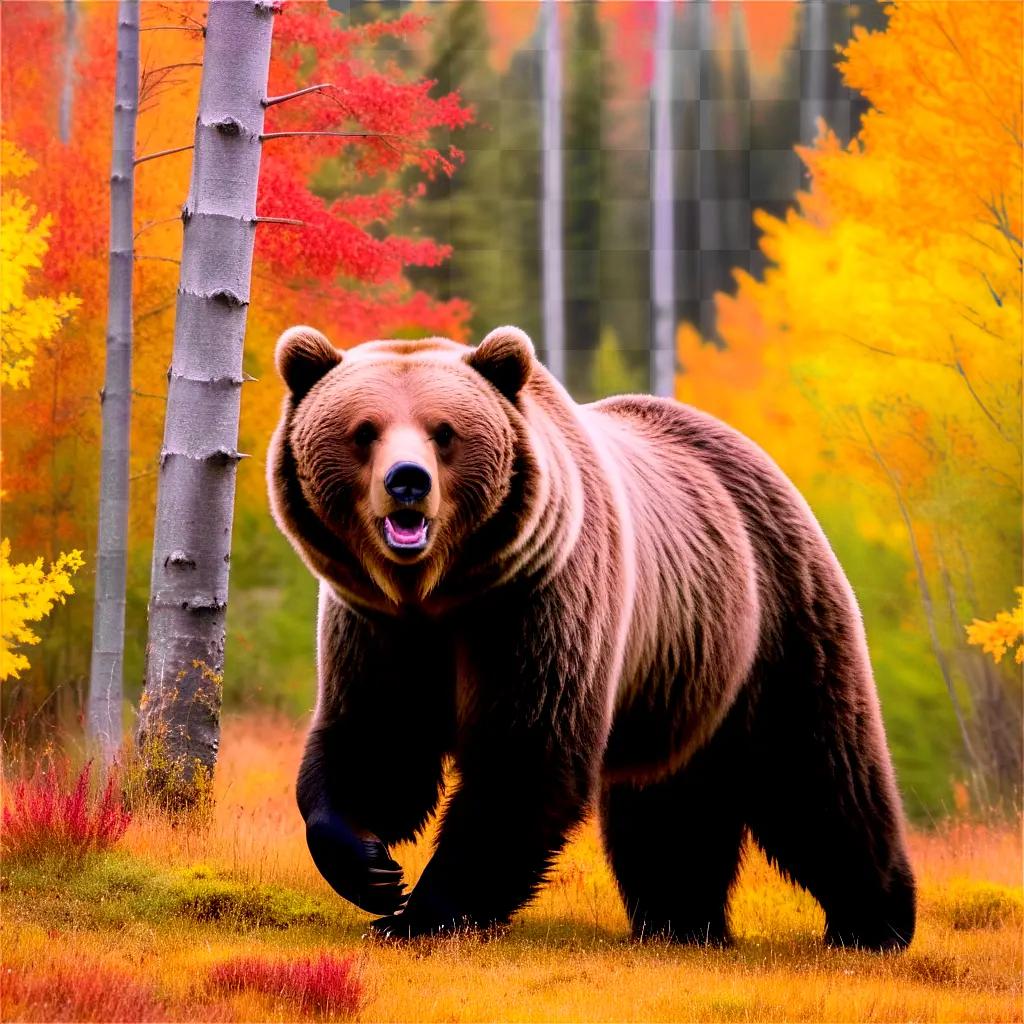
139, 60, 195, 109
135, 216, 180, 240
952, 354, 1013, 445
263, 82, 332, 107
254, 216, 304, 226
259, 129, 384, 141
140, 25, 202, 32
855, 410, 983, 772
983, 194, 1023, 249
957, 309, 1002, 341
148, 61, 203, 71
145, 3, 205, 32
135, 143, 193, 166
979, 271, 1003, 307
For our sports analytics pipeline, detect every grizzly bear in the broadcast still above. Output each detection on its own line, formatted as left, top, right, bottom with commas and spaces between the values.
268, 324, 916, 949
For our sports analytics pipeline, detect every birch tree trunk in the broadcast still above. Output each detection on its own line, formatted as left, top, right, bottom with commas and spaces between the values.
540, 0, 565, 383
60, 0, 79, 144
650, 0, 675, 397
137, 0, 275, 804
87, 0, 138, 766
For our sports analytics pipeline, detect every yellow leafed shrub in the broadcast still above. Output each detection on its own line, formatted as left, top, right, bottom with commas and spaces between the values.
0, 539, 84, 680
0, 140, 85, 682
967, 588, 1024, 665
0, 139, 81, 390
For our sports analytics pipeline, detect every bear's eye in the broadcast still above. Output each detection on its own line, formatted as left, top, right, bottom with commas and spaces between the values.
352, 421, 378, 447
433, 422, 455, 449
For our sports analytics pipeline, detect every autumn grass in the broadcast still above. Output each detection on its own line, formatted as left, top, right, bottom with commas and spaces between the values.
2, 712, 1021, 1023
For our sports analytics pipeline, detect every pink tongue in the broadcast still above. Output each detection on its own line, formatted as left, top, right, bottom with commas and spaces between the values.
388, 516, 425, 544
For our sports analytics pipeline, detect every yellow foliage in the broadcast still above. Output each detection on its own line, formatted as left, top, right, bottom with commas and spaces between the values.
677, 1, 1022, 668
0, 142, 81, 390
966, 588, 1024, 665
0, 141, 86, 682
0, 538, 84, 680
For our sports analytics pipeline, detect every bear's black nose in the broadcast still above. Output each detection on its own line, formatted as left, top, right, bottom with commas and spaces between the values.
384, 461, 432, 503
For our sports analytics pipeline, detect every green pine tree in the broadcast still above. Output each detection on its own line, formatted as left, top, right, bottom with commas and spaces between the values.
404, 0, 535, 342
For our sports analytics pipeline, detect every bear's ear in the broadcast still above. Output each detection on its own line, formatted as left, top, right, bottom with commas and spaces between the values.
275, 325, 342, 399
465, 326, 535, 400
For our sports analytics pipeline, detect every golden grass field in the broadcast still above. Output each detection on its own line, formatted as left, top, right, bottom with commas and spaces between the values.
2, 712, 1022, 1023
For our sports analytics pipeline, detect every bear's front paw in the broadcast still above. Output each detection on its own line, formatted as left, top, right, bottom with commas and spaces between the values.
369, 907, 467, 940
305, 811, 407, 915
369, 885, 478, 939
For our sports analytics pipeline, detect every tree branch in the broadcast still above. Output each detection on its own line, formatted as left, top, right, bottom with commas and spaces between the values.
135, 254, 181, 265
140, 25, 203, 33
979, 271, 1003, 307
259, 130, 384, 141
135, 216, 180, 240
135, 143, 193, 166
855, 410, 983, 773
147, 61, 203, 71
952, 353, 1012, 445
254, 216, 304, 226
263, 82, 332, 107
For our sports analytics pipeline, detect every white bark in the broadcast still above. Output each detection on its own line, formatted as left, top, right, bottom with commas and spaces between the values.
650, 0, 675, 397
60, 0, 79, 144
88, 0, 138, 765
540, 0, 565, 383
138, 0, 275, 801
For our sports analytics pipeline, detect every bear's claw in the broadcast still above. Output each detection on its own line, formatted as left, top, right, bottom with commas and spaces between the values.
305, 812, 408, 915
369, 910, 453, 940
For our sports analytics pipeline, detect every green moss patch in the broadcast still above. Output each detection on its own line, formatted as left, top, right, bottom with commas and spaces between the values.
1, 852, 337, 933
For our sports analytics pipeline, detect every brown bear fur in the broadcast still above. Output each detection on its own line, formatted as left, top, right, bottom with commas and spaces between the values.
268, 324, 916, 948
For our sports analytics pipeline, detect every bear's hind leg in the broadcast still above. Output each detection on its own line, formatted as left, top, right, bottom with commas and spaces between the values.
600, 714, 746, 946
745, 640, 916, 951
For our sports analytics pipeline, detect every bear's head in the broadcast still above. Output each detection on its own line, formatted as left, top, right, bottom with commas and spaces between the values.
269, 325, 538, 609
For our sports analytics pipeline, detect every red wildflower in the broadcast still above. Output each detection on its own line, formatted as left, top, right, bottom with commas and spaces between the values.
1, 759, 131, 862
210, 952, 365, 1017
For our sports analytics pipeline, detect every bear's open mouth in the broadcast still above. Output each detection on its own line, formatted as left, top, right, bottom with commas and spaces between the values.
384, 509, 429, 552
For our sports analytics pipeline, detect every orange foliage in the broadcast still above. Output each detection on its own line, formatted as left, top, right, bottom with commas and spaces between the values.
742, 1, 800, 78
483, 1, 540, 75
0, 1, 473, 619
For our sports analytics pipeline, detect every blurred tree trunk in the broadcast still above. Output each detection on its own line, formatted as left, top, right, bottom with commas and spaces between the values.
137, 0, 275, 806
564, 1, 603, 396
697, 2, 749, 342
60, 0, 78, 144
801, 0, 828, 143
540, 0, 565, 382
87, 0, 138, 766
650, 0, 675, 397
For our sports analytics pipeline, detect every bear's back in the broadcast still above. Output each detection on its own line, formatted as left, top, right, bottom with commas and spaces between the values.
586, 392, 832, 625
582, 393, 852, 779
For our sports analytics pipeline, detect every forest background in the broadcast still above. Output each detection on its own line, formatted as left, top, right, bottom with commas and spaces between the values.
1, 0, 1021, 822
